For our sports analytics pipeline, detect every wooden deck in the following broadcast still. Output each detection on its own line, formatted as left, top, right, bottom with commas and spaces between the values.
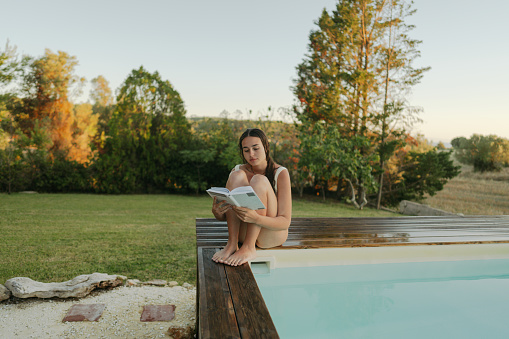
197, 247, 278, 338
196, 216, 509, 338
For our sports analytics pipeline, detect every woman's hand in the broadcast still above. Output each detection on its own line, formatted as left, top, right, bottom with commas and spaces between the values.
232, 206, 261, 224
212, 197, 231, 221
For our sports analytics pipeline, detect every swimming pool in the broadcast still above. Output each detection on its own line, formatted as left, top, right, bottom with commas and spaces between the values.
252, 244, 509, 339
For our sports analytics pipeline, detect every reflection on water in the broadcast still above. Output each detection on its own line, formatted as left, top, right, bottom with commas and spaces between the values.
285, 231, 411, 247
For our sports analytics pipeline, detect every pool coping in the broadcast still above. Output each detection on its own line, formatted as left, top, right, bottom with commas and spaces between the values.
196, 216, 509, 338
252, 243, 509, 269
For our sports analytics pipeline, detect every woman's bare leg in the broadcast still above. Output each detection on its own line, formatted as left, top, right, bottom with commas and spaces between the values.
212, 170, 249, 263
224, 175, 278, 266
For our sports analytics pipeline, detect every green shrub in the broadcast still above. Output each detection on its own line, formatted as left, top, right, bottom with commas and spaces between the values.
381, 149, 461, 206
452, 134, 509, 172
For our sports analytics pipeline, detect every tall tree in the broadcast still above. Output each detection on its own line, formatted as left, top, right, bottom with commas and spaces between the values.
374, 0, 429, 208
293, 0, 428, 208
33, 50, 82, 152
11, 49, 85, 157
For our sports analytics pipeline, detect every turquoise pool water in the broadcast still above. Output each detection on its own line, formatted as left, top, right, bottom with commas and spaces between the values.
254, 258, 509, 339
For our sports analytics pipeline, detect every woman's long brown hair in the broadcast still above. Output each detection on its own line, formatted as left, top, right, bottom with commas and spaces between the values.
239, 128, 277, 190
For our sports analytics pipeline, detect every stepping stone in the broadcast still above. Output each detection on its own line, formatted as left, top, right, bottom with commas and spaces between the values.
63, 304, 106, 322
144, 279, 167, 286
140, 305, 176, 322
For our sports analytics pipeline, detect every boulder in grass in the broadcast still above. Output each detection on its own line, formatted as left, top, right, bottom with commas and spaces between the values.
5, 273, 126, 299
0, 284, 11, 301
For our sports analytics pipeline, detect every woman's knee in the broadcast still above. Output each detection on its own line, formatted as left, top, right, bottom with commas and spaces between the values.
250, 174, 271, 190
228, 170, 249, 188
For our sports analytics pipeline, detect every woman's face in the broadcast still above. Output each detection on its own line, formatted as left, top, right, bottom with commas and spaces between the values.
241, 136, 266, 167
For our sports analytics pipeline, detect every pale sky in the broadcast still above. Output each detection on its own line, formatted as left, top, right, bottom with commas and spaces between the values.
1, 0, 508, 143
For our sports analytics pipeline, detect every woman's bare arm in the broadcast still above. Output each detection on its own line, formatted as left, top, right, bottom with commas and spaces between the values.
232, 169, 292, 231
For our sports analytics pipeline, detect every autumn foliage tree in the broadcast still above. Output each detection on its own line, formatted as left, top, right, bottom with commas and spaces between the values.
7, 49, 98, 164
21, 50, 81, 152
0, 48, 99, 192
70, 103, 98, 163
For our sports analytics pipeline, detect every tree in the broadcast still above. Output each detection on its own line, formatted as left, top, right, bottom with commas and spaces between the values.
1, 47, 95, 192
31, 50, 84, 153
0, 41, 24, 150
452, 134, 509, 172
90, 75, 114, 149
90, 75, 113, 107
381, 149, 461, 206
9, 49, 86, 159
374, 1, 430, 207
69, 103, 98, 163
298, 121, 378, 207
292, 0, 429, 208
93, 66, 191, 193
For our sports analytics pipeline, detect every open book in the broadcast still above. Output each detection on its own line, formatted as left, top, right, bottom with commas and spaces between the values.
206, 186, 266, 210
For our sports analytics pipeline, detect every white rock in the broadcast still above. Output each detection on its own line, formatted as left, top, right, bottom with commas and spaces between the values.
168, 281, 179, 287
126, 279, 141, 286
144, 279, 167, 286
0, 284, 11, 301
5, 273, 126, 299
182, 283, 193, 289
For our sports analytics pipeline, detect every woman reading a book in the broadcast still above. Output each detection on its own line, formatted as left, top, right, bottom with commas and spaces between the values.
211, 128, 292, 266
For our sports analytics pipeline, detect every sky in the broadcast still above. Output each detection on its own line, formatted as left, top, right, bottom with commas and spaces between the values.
1, 0, 508, 143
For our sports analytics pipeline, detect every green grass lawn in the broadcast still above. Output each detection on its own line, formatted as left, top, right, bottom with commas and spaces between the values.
0, 193, 395, 285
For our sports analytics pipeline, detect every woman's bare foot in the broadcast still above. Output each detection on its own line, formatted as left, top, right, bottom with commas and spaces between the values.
224, 245, 257, 266
212, 242, 238, 263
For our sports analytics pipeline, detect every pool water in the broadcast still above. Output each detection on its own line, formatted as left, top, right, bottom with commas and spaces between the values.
254, 259, 509, 339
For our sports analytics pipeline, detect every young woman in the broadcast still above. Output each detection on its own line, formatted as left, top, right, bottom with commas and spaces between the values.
211, 128, 292, 266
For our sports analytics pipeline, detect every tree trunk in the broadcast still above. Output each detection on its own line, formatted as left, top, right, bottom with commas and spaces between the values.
376, 161, 384, 209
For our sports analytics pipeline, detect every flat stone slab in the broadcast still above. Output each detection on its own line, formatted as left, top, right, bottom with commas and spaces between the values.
140, 305, 176, 322
63, 304, 106, 322
144, 279, 167, 286
5, 273, 126, 299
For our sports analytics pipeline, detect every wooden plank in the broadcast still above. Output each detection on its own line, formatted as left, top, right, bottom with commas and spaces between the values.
197, 217, 509, 249
197, 216, 509, 228
197, 247, 240, 339
225, 264, 279, 339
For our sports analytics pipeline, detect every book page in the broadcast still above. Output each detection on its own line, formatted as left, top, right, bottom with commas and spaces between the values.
207, 186, 265, 209
230, 186, 254, 194
207, 187, 230, 195
230, 192, 266, 210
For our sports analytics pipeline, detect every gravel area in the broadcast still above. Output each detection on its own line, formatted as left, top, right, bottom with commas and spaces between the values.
0, 285, 196, 338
